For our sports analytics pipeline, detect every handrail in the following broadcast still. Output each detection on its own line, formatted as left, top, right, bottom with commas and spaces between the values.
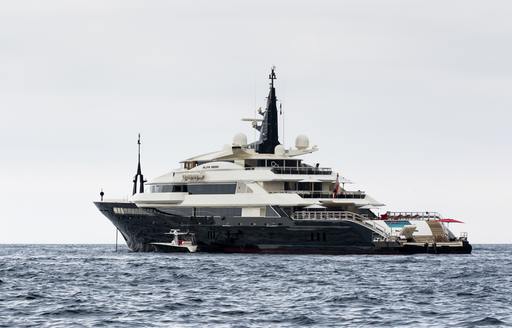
382, 211, 442, 220
292, 211, 389, 237
270, 190, 366, 199
271, 167, 333, 175
292, 211, 368, 221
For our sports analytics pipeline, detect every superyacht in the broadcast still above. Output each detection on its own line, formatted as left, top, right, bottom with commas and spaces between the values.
94, 68, 471, 254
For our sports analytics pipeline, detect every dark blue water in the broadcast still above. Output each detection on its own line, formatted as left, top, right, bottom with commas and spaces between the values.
1, 245, 511, 327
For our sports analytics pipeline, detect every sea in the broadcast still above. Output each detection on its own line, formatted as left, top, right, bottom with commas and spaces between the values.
0, 244, 511, 327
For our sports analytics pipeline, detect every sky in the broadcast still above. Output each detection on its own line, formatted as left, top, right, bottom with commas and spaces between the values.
1, 0, 511, 244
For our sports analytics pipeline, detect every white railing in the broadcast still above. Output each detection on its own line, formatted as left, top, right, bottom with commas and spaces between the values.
271, 166, 333, 175
292, 211, 389, 237
270, 190, 366, 199
383, 211, 442, 220
292, 211, 368, 221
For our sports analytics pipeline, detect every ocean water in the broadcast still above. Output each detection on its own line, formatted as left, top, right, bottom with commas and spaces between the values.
0, 245, 511, 327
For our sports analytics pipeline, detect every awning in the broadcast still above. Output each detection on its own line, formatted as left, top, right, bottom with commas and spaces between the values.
436, 218, 464, 223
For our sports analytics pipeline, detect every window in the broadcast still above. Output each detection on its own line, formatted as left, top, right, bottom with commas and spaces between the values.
285, 160, 299, 167
208, 231, 216, 239
173, 185, 188, 192
265, 206, 280, 217
188, 183, 236, 195
284, 182, 297, 191
152, 183, 237, 194
309, 232, 325, 241
269, 160, 284, 167
150, 184, 185, 193
184, 161, 197, 170
195, 207, 242, 217
113, 207, 153, 216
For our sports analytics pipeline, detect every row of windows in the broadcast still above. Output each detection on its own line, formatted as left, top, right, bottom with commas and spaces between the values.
245, 159, 301, 168
113, 207, 153, 216
158, 206, 280, 218
196, 207, 242, 217
208, 231, 216, 239
183, 160, 234, 170
150, 183, 237, 195
207, 229, 326, 242
159, 207, 242, 217
284, 182, 324, 192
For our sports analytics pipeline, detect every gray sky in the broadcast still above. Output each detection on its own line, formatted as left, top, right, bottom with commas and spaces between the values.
1, 0, 511, 244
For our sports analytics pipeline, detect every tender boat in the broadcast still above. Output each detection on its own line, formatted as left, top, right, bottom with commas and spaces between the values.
150, 230, 198, 253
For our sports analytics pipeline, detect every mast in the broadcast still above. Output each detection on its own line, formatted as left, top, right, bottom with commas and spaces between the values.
254, 67, 281, 154
132, 133, 146, 195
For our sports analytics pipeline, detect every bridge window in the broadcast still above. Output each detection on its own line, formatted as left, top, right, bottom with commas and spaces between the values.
188, 183, 236, 194
151, 183, 236, 194
184, 161, 197, 170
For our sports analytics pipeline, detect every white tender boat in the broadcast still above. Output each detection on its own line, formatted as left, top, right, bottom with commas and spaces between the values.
151, 230, 198, 253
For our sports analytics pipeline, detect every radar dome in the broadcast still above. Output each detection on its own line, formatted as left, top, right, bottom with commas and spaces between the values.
274, 145, 286, 156
232, 133, 248, 147
295, 135, 310, 150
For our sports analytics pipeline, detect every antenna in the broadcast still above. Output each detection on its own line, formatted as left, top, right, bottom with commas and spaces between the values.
138, 133, 142, 163
132, 133, 146, 195
269, 65, 276, 87
280, 102, 285, 147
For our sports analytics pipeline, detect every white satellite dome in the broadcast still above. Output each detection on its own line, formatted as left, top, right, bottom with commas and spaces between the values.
232, 133, 248, 146
295, 135, 310, 150
274, 144, 286, 156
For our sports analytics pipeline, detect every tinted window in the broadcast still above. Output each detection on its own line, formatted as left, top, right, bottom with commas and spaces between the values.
265, 206, 280, 217
188, 184, 236, 194
196, 207, 242, 217
285, 160, 299, 167
150, 184, 188, 193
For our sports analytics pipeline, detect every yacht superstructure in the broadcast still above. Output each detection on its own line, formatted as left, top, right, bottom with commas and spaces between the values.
94, 68, 471, 254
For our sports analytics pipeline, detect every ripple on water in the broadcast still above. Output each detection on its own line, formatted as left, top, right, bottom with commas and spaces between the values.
0, 244, 511, 327
467, 316, 506, 327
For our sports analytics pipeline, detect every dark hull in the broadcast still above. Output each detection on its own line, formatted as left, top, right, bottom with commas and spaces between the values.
95, 202, 472, 255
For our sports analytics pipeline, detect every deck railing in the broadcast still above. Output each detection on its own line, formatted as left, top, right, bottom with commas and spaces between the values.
292, 211, 389, 237
382, 211, 442, 220
292, 211, 368, 221
271, 167, 333, 175
270, 190, 366, 199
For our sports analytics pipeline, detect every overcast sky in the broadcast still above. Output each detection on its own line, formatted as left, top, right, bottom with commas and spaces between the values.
1, 0, 511, 244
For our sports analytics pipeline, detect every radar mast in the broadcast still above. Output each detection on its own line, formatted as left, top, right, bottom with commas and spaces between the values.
253, 66, 280, 154
132, 134, 146, 195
